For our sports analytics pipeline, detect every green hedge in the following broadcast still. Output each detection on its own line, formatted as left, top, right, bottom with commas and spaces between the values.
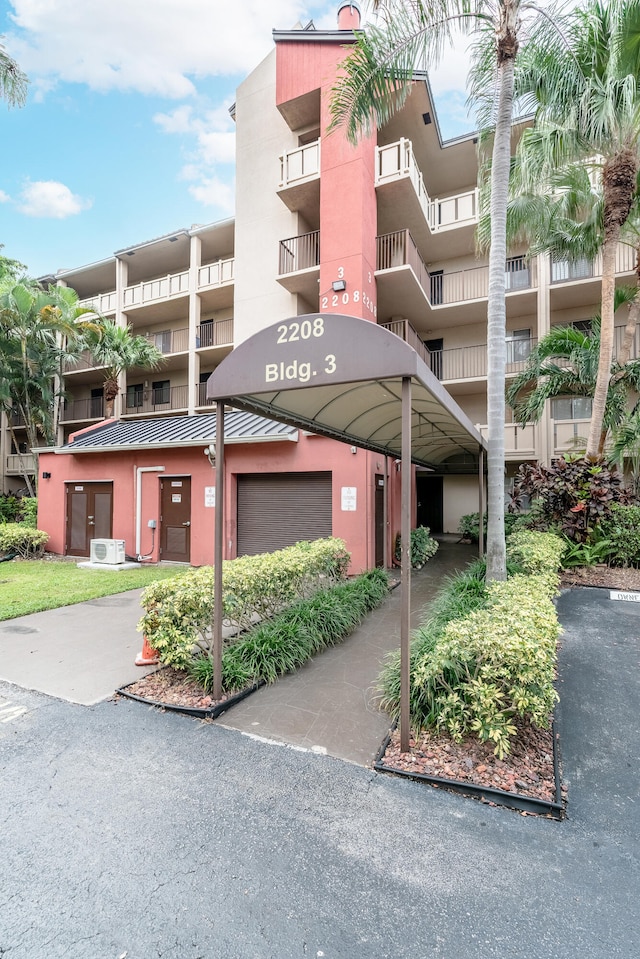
599, 504, 640, 568
378, 531, 565, 757
138, 538, 351, 670
394, 526, 439, 567
0, 524, 49, 558
190, 568, 390, 692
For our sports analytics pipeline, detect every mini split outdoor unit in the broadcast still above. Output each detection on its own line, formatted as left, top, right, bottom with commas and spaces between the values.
90, 538, 126, 565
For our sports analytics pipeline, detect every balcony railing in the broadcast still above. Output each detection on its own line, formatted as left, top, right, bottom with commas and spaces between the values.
123, 271, 189, 308
380, 318, 431, 368
278, 230, 320, 275
196, 382, 214, 406
198, 257, 234, 288
478, 423, 536, 456
376, 138, 478, 232
196, 317, 233, 349
5, 453, 35, 474
61, 396, 104, 422
554, 418, 590, 453
435, 338, 537, 381
279, 139, 320, 188
551, 243, 635, 283
78, 290, 117, 313
142, 327, 189, 354
123, 384, 189, 415
377, 231, 537, 307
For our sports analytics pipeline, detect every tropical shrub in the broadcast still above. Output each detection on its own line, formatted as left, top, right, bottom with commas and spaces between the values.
457, 511, 521, 543
394, 526, 439, 567
0, 524, 49, 558
190, 568, 390, 691
18, 498, 38, 527
378, 531, 565, 757
0, 495, 20, 522
138, 538, 352, 670
599, 503, 640, 567
512, 456, 632, 543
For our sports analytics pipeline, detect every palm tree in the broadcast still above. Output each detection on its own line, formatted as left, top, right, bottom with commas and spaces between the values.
84, 319, 164, 418
510, 0, 640, 462
0, 283, 94, 492
0, 37, 28, 108
329, 0, 560, 582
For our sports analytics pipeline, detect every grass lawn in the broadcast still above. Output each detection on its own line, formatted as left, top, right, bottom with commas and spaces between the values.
0, 559, 188, 621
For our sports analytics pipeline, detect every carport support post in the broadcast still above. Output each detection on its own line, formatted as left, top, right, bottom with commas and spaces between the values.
478, 445, 485, 557
400, 376, 411, 753
213, 401, 225, 702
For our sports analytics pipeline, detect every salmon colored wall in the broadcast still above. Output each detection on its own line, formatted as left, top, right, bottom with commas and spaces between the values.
37, 434, 402, 574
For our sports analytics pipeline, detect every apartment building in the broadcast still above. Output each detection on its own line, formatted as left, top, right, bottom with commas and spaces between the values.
17, 1, 638, 565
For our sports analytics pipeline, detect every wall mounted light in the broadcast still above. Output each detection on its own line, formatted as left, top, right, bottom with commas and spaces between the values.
350, 446, 357, 454
42, 471, 52, 479
422, 112, 432, 125
332, 279, 346, 292
204, 443, 216, 467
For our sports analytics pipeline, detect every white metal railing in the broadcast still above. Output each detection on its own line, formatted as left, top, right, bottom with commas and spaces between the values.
123, 270, 189, 308
5, 453, 35, 473
79, 290, 117, 313
478, 423, 536, 455
376, 138, 478, 232
551, 243, 635, 283
380, 318, 432, 368
196, 317, 234, 349
279, 139, 320, 188
279, 231, 320, 275
198, 257, 235, 289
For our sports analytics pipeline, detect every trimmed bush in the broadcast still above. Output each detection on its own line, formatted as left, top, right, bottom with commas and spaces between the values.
138, 538, 352, 670
394, 526, 439, 568
0, 495, 20, 522
0, 524, 49, 559
457, 511, 521, 542
19, 498, 38, 528
378, 531, 565, 757
189, 568, 390, 692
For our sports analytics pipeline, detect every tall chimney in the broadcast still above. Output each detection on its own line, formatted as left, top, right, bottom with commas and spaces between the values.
337, 1, 361, 30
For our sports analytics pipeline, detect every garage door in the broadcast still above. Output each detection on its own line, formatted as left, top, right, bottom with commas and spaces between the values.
237, 472, 332, 556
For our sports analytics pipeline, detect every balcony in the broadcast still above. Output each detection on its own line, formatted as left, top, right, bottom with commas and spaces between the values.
196, 382, 215, 407
478, 423, 537, 460
122, 384, 189, 416
142, 327, 190, 354
196, 318, 234, 350
553, 418, 590, 456
78, 290, 117, 314
550, 243, 636, 310
376, 138, 478, 258
376, 230, 538, 328
379, 319, 431, 368
277, 230, 320, 299
278, 140, 321, 218
5, 453, 35, 475
198, 257, 234, 289
60, 396, 104, 423
123, 270, 190, 309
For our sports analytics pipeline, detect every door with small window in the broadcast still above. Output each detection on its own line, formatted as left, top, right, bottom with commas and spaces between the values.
160, 477, 191, 562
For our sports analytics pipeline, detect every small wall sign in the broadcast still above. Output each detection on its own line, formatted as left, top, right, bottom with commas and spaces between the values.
205, 486, 216, 508
341, 487, 357, 511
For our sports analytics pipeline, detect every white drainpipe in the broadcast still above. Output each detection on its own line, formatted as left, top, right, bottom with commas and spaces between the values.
135, 466, 165, 556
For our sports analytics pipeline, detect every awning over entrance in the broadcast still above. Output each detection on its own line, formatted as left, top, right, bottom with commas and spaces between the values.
206, 313, 486, 468
206, 314, 486, 752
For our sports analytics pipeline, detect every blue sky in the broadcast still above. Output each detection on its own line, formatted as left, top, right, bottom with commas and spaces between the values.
0, 0, 474, 280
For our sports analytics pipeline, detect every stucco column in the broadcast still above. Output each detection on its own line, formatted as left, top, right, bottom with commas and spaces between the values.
536, 252, 552, 465
188, 234, 202, 414
115, 257, 129, 419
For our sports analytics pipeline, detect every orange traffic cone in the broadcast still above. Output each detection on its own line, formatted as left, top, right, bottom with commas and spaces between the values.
135, 634, 160, 666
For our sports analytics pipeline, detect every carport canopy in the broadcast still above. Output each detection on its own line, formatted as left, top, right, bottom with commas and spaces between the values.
206, 313, 487, 751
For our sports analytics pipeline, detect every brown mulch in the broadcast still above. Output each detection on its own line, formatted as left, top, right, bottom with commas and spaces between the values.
124, 566, 636, 810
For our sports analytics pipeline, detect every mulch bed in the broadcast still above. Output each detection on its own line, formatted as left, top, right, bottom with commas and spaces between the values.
122, 667, 240, 711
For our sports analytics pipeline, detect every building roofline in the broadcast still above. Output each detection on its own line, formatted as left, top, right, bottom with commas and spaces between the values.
52, 433, 299, 455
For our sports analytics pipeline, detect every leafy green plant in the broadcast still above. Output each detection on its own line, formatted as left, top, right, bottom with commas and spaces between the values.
18, 497, 38, 527
0, 524, 48, 558
139, 538, 352, 671
560, 534, 613, 568
394, 526, 439, 567
512, 455, 632, 543
599, 503, 640, 567
189, 568, 390, 692
0, 495, 19, 522
457, 511, 521, 543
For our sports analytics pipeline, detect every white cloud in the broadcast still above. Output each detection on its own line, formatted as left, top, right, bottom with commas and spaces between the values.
188, 175, 235, 213
17, 181, 92, 218
0, 190, 10, 203
6, 0, 330, 98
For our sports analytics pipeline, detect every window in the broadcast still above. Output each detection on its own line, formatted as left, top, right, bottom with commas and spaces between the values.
147, 330, 172, 353
126, 383, 144, 409
152, 380, 170, 405
551, 397, 592, 420
506, 329, 532, 363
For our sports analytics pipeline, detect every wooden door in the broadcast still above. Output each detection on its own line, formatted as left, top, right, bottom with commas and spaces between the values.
160, 476, 191, 562
374, 473, 385, 567
65, 482, 113, 556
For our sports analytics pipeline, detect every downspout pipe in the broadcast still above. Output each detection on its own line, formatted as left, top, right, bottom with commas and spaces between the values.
135, 466, 165, 557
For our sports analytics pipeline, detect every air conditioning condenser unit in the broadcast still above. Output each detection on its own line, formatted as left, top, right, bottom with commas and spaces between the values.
90, 538, 126, 565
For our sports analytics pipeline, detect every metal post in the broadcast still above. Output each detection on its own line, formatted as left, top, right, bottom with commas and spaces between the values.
400, 376, 412, 753
213, 401, 225, 701
383, 455, 389, 569
478, 445, 485, 558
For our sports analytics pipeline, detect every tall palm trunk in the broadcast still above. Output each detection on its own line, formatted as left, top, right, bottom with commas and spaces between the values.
485, 6, 518, 582
587, 149, 639, 461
